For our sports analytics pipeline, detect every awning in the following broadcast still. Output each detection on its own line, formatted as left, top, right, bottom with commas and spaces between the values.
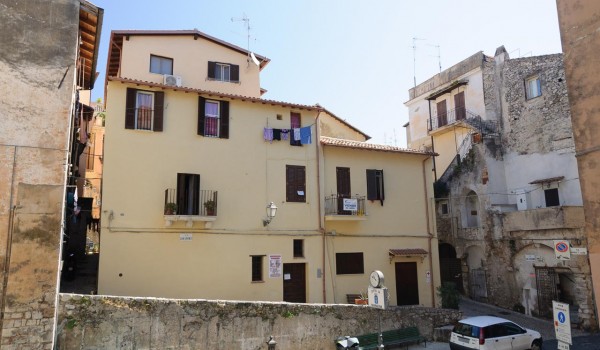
426, 79, 468, 101
529, 176, 564, 185
389, 248, 428, 262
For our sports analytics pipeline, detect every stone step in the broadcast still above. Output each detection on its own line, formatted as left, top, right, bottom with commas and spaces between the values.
433, 325, 454, 342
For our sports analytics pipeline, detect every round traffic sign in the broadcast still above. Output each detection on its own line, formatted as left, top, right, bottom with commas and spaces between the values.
555, 242, 569, 253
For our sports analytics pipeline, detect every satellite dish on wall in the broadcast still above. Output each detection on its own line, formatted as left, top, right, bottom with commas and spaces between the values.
250, 52, 260, 66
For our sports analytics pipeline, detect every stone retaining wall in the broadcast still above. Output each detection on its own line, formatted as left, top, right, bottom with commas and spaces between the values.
56, 294, 461, 350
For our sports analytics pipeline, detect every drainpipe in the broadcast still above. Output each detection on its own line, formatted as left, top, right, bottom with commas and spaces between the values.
422, 155, 436, 307
0, 147, 18, 334
315, 110, 326, 303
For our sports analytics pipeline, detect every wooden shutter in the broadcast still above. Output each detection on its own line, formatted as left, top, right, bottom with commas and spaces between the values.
153, 91, 164, 132
437, 100, 447, 127
125, 88, 136, 129
454, 92, 465, 121
336, 167, 351, 215
198, 97, 206, 135
219, 100, 229, 139
177, 173, 200, 215
286, 165, 306, 202
207, 61, 216, 79
231, 64, 239, 82
366, 169, 377, 200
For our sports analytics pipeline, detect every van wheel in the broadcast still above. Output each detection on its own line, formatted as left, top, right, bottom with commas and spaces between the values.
531, 340, 542, 350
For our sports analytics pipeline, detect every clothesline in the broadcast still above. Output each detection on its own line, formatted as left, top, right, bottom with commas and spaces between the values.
263, 124, 312, 144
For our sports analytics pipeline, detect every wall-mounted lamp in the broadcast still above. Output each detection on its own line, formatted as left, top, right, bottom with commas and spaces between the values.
263, 202, 278, 226
266, 336, 277, 350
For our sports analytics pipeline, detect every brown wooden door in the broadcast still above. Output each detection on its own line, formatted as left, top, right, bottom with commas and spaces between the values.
283, 263, 306, 303
454, 92, 466, 120
395, 262, 419, 305
336, 167, 351, 215
436, 100, 447, 127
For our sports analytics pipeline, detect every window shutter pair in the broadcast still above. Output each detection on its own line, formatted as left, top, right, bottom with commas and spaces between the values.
197, 97, 229, 139
207, 61, 239, 82
124, 88, 164, 131
286, 165, 306, 202
366, 169, 385, 205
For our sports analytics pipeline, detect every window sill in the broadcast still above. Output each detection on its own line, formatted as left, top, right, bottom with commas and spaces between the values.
206, 77, 240, 84
251, 280, 265, 284
164, 214, 216, 228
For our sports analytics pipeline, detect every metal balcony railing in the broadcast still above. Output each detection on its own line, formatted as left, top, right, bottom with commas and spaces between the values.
324, 194, 366, 216
164, 188, 218, 216
428, 108, 499, 136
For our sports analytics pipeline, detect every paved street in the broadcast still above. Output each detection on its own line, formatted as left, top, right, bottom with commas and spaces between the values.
409, 298, 599, 350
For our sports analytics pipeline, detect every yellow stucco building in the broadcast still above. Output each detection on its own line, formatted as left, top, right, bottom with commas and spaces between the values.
99, 29, 439, 306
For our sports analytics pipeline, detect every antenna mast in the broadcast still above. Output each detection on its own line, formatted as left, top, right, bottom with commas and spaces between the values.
231, 13, 251, 63
412, 37, 425, 88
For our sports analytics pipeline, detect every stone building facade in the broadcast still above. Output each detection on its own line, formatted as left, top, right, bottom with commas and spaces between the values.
0, 0, 102, 348
556, 0, 600, 330
405, 47, 596, 329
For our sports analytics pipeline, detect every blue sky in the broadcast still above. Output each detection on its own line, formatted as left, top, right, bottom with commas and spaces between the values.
91, 0, 563, 146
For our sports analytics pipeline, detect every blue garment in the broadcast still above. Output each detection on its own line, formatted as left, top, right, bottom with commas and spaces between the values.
300, 126, 312, 144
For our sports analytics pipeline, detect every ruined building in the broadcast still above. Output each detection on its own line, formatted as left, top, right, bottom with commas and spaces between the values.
404, 47, 596, 329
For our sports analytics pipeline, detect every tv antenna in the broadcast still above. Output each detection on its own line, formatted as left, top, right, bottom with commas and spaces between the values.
412, 37, 426, 88
428, 44, 442, 73
231, 13, 254, 66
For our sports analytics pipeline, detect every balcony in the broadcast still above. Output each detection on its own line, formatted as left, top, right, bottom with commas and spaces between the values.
163, 188, 218, 228
503, 206, 585, 232
428, 108, 499, 136
324, 195, 367, 221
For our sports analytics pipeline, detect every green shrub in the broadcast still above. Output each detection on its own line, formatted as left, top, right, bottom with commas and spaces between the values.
437, 282, 460, 309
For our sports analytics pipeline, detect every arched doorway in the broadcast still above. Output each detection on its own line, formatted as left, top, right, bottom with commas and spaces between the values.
438, 243, 463, 292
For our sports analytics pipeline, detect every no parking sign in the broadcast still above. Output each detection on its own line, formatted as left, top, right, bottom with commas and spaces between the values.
554, 240, 571, 260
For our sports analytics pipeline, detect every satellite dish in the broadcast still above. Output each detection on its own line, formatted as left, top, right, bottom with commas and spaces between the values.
250, 52, 260, 66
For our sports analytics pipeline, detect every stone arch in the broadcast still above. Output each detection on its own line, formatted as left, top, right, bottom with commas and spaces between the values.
438, 242, 464, 292
462, 190, 480, 228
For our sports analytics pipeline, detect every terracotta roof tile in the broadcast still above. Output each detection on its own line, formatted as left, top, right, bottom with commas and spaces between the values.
320, 137, 436, 156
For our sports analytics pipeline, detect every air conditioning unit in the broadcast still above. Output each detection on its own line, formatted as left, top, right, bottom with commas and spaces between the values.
163, 74, 182, 87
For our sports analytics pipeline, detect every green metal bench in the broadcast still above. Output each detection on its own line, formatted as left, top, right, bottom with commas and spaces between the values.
355, 326, 427, 350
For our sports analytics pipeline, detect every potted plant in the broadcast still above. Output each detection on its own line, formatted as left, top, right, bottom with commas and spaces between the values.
165, 202, 177, 215
204, 200, 216, 216
355, 292, 368, 305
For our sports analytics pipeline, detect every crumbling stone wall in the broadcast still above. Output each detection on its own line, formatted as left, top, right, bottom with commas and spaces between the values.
0, 0, 81, 348
56, 295, 461, 350
501, 54, 574, 155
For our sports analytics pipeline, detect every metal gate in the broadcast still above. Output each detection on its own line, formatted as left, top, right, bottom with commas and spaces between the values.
535, 267, 558, 318
469, 268, 487, 301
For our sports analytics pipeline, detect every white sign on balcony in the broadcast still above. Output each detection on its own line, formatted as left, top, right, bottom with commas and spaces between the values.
343, 198, 358, 211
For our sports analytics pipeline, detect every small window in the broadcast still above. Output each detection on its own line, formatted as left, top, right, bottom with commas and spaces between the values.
544, 188, 560, 207
125, 88, 164, 132
286, 165, 306, 202
251, 255, 263, 282
440, 201, 449, 216
525, 75, 541, 99
366, 169, 385, 204
150, 55, 173, 75
198, 97, 229, 139
207, 61, 239, 82
335, 252, 364, 275
293, 239, 304, 258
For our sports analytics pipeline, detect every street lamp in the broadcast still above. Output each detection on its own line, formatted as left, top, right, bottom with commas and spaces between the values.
266, 335, 277, 350
263, 202, 278, 226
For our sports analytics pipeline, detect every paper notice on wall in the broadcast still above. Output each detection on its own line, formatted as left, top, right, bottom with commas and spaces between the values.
269, 255, 282, 278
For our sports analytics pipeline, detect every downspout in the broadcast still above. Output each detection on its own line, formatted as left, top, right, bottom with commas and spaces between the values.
422, 155, 436, 307
315, 110, 326, 303
0, 147, 18, 334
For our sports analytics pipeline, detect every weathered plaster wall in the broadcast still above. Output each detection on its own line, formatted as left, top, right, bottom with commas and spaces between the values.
56, 295, 461, 350
0, 0, 80, 347
556, 0, 600, 328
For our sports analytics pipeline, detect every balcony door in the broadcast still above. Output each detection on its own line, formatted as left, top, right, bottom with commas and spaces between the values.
177, 173, 200, 215
455, 92, 466, 120
336, 167, 351, 215
437, 100, 448, 127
